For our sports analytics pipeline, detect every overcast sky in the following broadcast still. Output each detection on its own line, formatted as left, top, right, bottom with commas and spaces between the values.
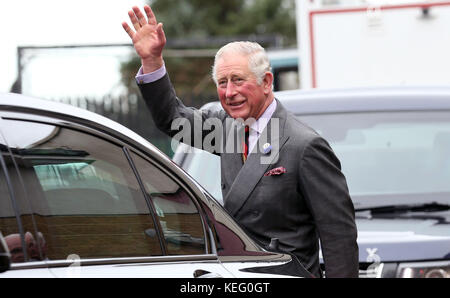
0, 0, 145, 98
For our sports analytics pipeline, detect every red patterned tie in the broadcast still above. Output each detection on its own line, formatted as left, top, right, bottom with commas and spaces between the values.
243, 125, 249, 163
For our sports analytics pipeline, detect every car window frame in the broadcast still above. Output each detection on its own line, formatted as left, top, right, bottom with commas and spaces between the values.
0, 110, 217, 271
127, 148, 213, 256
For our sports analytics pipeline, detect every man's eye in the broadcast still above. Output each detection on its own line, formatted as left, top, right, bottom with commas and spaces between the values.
218, 81, 227, 87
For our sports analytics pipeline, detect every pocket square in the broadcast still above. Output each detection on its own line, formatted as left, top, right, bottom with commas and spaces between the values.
264, 166, 287, 176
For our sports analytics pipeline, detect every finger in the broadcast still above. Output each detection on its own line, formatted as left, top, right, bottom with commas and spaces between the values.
132, 6, 147, 27
128, 10, 141, 31
156, 23, 166, 45
122, 22, 134, 39
144, 5, 157, 25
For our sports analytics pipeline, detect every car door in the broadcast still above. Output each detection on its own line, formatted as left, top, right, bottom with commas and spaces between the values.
0, 111, 233, 278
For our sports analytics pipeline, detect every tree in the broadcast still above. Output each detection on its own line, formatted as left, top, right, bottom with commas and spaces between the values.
150, 0, 296, 43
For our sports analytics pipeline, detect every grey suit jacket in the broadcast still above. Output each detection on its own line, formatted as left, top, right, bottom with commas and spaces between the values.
138, 74, 359, 277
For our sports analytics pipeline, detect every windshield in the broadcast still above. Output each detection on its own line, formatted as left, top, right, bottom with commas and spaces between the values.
299, 111, 450, 208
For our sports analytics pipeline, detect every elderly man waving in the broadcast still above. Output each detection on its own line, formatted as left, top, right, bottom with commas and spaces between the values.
122, 5, 358, 278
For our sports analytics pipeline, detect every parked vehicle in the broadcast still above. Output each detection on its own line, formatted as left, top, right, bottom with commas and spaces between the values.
0, 92, 311, 278
267, 48, 299, 91
173, 86, 450, 278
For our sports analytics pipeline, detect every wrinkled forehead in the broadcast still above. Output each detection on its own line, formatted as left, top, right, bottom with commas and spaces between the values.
215, 54, 252, 77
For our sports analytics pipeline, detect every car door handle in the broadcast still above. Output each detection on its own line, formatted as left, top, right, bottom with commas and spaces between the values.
193, 269, 223, 278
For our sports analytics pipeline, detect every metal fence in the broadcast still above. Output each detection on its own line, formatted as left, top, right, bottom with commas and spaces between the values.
52, 92, 216, 158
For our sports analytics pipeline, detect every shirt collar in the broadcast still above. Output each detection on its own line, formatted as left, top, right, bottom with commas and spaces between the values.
250, 99, 277, 134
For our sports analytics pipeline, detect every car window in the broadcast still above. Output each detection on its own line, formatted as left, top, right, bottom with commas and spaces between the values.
130, 151, 206, 255
298, 111, 450, 207
1, 119, 163, 260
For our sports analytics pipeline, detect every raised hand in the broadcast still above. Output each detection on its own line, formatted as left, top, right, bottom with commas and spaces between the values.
122, 5, 166, 73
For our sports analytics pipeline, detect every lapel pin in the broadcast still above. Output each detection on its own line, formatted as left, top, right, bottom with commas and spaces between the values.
262, 143, 272, 154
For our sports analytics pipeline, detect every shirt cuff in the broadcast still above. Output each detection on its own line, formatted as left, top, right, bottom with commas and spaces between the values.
135, 64, 166, 84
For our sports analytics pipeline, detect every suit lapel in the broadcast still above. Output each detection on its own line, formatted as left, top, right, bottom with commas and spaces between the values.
224, 100, 289, 217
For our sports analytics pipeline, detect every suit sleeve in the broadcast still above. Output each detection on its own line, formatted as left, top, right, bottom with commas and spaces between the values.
138, 73, 224, 153
298, 136, 359, 278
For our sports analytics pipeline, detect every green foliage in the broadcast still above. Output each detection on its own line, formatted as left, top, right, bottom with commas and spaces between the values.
149, 0, 296, 44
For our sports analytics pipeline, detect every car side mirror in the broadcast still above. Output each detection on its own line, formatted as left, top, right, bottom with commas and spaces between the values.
0, 232, 11, 273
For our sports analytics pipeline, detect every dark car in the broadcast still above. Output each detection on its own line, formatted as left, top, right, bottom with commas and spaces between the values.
0, 92, 311, 278
172, 86, 450, 278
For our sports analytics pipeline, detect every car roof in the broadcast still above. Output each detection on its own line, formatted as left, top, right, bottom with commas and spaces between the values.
276, 85, 450, 115
0, 92, 162, 156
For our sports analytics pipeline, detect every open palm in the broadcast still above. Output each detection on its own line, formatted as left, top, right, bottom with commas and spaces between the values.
122, 5, 166, 72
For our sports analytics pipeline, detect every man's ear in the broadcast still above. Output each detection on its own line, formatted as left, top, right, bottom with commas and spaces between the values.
262, 72, 274, 94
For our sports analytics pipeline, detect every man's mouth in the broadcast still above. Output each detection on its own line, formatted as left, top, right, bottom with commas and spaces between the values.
228, 100, 246, 108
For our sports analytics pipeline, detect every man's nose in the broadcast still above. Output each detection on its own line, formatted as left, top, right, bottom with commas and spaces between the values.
225, 81, 237, 98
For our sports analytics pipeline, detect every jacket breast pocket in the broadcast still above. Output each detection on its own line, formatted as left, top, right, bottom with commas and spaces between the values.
259, 171, 297, 186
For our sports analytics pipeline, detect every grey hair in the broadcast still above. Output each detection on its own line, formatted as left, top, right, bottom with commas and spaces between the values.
212, 41, 272, 85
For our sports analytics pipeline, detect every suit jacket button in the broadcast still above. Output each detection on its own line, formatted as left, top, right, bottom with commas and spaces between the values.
221, 183, 226, 189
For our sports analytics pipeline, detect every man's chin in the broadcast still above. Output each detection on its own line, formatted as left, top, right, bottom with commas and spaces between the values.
229, 112, 249, 120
